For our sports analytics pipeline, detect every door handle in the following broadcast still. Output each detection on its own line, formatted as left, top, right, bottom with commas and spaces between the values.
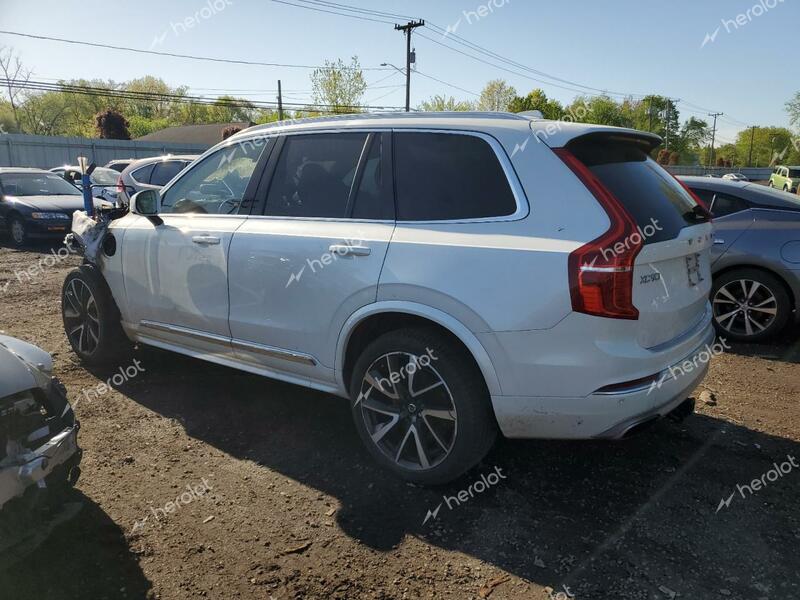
329, 244, 371, 257
192, 235, 221, 246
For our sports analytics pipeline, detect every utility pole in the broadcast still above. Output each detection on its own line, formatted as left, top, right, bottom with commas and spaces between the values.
647, 99, 653, 132
707, 112, 723, 169
748, 125, 755, 167
277, 80, 284, 121
394, 20, 424, 112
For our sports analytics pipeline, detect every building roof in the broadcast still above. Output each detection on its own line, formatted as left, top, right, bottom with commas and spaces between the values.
137, 122, 252, 145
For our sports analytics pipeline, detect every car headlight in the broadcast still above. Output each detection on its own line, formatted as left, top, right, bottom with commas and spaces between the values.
30, 212, 70, 220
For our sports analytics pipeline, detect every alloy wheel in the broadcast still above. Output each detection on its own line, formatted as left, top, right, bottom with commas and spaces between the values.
712, 279, 778, 337
63, 279, 101, 355
355, 351, 457, 471
10, 220, 25, 245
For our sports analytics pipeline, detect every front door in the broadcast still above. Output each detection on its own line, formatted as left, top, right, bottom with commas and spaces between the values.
122, 139, 270, 356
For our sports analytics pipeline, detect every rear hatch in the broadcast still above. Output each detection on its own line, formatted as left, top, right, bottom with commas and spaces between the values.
563, 133, 713, 349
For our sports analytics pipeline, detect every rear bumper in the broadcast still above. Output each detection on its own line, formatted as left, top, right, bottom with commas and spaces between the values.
486, 312, 716, 439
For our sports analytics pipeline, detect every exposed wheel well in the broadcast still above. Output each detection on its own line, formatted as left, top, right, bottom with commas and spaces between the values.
342, 312, 489, 396
713, 264, 797, 311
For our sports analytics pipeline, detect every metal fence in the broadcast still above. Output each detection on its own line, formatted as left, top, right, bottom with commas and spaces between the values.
0, 134, 210, 169
664, 165, 773, 181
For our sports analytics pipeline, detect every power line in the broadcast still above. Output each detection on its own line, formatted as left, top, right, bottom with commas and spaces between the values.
2, 78, 408, 112
0, 29, 391, 71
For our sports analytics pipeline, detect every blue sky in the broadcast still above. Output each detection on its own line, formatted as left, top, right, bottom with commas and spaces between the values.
1, 0, 797, 143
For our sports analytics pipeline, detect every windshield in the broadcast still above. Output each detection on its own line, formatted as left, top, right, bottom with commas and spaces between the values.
90, 167, 120, 186
0, 172, 81, 196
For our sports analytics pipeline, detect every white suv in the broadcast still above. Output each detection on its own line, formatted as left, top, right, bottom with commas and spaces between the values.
61, 113, 715, 485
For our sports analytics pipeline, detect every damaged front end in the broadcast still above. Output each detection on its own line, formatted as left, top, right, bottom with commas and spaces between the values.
0, 337, 82, 563
65, 206, 125, 265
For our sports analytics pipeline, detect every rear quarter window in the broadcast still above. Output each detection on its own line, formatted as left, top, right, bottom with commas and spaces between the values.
393, 132, 517, 221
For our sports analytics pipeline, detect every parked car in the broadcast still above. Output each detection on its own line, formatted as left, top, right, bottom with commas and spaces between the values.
104, 159, 135, 173
49, 165, 120, 204
0, 168, 110, 246
115, 155, 199, 207
0, 334, 81, 558
681, 176, 800, 341
768, 165, 800, 193
62, 113, 714, 485
722, 173, 748, 182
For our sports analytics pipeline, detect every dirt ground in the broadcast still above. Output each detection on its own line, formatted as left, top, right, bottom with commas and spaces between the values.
0, 241, 799, 600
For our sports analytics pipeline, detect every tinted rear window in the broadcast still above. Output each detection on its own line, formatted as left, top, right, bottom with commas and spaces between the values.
569, 138, 704, 243
150, 161, 186, 187
394, 132, 517, 221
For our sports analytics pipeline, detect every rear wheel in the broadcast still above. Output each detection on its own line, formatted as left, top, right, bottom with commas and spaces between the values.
350, 328, 497, 485
711, 269, 791, 342
62, 265, 132, 364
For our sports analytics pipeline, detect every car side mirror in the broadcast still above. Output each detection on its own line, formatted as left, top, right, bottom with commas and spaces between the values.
131, 189, 163, 225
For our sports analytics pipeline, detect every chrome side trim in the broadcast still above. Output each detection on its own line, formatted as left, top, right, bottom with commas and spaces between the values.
139, 320, 318, 366
231, 339, 317, 366
140, 320, 231, 345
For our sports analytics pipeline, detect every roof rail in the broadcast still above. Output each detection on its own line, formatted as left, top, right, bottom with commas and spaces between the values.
242, 110, 531, 135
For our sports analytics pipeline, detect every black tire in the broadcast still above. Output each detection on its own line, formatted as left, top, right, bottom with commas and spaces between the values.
8, 215, 27, 247
711, 268, 791, 342
349, 328, 497, 486
61, 265, 132, 365
768, 181, 774, 188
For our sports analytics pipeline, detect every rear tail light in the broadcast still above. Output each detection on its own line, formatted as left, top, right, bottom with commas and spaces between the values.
553, 148, 641, 320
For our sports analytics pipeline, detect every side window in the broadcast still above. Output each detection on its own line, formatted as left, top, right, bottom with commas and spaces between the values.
264, 133, 369, 218
150, 161, 186, 187
160, 139, 267, 215
131, 163, 155, 184
709, 192, 748, 218
394, 132, 517, 221
350, 134, 393, 220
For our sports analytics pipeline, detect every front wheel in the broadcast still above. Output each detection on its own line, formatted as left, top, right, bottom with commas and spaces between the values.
9, 216, 27, 247
350, 328, 497, 485
711, 269, 791, 342
62, 265, 132, 364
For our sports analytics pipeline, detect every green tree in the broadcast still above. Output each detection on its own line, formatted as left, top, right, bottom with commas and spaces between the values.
95, 109, 131, 139
508, 89, 564, 119
786, 91, 800, 128
477, 79, 516, 112
311, 56, 367, 114
419, 94, 474, 112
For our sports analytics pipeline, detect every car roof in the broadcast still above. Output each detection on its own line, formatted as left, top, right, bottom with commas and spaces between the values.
228, 111, 663, 149
680, 176, 800, 211
0, 167, 54, 174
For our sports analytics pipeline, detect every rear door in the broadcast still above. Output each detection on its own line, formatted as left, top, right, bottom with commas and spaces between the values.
227, 131, 395, 378
568, 136, 713, 348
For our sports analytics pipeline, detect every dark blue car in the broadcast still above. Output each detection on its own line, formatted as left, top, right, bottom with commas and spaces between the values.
0, 168, 108, 247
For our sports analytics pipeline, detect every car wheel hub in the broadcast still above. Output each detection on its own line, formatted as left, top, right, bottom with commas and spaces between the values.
356, 351, 457, 471
11, 221, 24, 243
713, 279, 778, 337
63, 279, 100, 355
